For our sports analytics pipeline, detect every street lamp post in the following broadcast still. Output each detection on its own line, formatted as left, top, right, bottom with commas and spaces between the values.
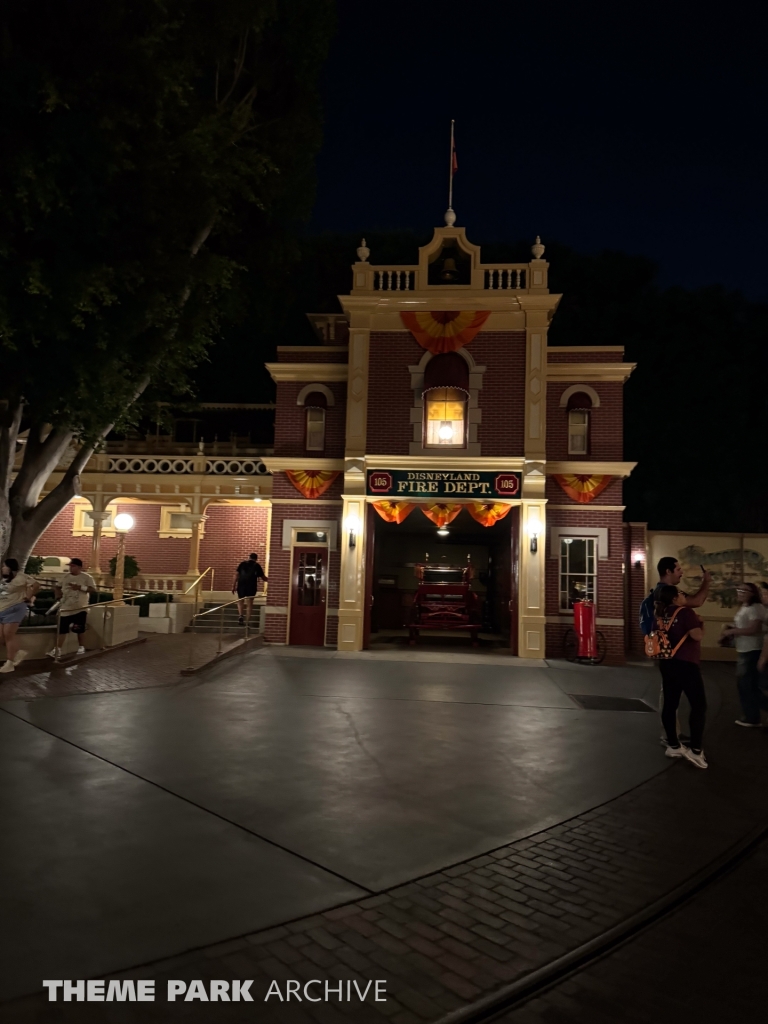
112, 513, 135, 604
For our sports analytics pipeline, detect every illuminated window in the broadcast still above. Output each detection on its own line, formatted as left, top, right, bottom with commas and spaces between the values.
158, 505, 205, 539
424, 387, 467, 447
559, 537, 597, 610
72, 501, 117, 537
567, 392, 592, 455
422, 352, 469, 449
304, 392, 327, 451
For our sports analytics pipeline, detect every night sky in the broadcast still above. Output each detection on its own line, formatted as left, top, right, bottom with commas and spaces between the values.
311, 1, 766, 299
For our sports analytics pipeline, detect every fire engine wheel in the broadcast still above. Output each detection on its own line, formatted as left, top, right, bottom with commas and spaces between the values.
563, 629, 578, 662
562, 629, 607, 665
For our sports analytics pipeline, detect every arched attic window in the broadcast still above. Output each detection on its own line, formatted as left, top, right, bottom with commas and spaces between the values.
304, 391, 327, 452
566, 391, 592, 455
423, 352, 469, 448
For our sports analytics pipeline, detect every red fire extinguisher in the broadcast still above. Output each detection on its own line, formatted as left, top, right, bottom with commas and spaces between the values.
573, 599, 597, 660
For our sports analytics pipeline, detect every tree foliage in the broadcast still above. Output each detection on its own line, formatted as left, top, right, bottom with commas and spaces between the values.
0, 0, 334, 561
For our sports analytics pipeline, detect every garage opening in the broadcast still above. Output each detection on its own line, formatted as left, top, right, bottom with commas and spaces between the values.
364, 503, 519, 652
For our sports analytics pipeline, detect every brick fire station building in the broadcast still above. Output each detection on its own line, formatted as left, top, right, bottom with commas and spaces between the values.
262, 222, 636, 660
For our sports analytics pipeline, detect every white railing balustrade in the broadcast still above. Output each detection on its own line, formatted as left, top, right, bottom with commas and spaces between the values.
484, 266, 527, 290
373, 268, 416, 291
105, 456, 268, 475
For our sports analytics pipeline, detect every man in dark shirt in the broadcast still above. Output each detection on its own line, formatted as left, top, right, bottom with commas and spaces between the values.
232, 553, 268, 626
653, 557, 711, 607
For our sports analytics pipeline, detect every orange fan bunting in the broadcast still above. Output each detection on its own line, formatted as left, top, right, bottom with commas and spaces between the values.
418, 503, 463, 528
553, 474, 612, 504
465, 502, 513, 527
400, 310, 490, 354
285, 469, 340, 500
372, 501, 416, 524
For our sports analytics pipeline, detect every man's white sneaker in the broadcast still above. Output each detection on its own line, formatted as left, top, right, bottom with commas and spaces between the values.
665, 744, 687, 758
0, 660, 15, 673
683, 748, 708, 769
735, 719, 762, 728
76, 646, 86, 655
47, 648, 61, 659
12, 649, 28, 666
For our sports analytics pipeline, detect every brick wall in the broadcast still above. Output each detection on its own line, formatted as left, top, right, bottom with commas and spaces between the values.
546, 382, 624, 461
264, 500, 342, 646
625, 522, 649, 657
32, 501, 269, 590
545, 506, 626, 664
367, 332, 422, 453
471, 332, 526, 456
366, 330, 527, 456
274, 381, 347, 458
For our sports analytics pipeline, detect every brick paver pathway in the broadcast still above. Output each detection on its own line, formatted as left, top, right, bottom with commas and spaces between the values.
5, 667, 768, 1024
0, 632, 252, 703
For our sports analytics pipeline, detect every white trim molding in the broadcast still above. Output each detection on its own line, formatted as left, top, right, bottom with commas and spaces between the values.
265, 363, 348, 384
296, 383, 336, 406
546, 362, 635, 383
558, 384, 601, 408
549, 526, 609, 560
546, 460, 636, 478
280, 519, 339, 551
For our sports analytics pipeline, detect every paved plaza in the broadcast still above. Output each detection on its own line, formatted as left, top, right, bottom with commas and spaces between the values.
2, 640, 767, 1023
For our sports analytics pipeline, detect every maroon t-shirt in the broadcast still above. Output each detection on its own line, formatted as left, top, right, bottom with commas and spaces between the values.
661, 606, 702, 664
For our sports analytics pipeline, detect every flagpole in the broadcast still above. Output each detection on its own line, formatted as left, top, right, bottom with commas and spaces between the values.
448, 119, 455, 211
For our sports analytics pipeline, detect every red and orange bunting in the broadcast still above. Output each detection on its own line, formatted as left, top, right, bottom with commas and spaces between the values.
418, 503, 463, 528
465, 502, 513, 527
285, 470, 340, 500
400, 310, 490, 354
553, 474, 612, 504
372, 501, 416, 524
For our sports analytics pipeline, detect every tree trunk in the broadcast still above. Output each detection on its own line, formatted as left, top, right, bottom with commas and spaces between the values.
3, 377, 150, 568
0, 397, 24, 563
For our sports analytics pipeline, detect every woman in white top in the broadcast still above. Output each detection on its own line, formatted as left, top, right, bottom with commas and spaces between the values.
722, 582, 767, 727
0, 558, 39, 673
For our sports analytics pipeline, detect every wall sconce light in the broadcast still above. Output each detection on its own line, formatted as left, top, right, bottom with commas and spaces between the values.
345, 513, 360, 549
530, 530, 539, 554
634, 559, 643, 570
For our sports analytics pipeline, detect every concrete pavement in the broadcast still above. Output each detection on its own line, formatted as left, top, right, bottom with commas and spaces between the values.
2, 641, 764, 1023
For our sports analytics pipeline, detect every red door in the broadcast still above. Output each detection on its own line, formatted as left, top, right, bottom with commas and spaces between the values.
289, 547, 327, 646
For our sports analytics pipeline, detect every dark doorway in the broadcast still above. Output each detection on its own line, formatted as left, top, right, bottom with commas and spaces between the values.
367, 505, 518, 649
289, 547, 327, 646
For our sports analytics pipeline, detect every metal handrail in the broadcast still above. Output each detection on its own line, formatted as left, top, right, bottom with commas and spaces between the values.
184, 566, 215, 596
50, 592, 147, 664
185, 596, 253, 671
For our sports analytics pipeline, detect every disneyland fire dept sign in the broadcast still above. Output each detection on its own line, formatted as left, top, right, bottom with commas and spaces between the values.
367, 470, 522, 498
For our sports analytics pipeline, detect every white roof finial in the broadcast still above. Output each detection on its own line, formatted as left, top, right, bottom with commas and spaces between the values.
356, 238, 370, 262
444, 208, 456, 227
531, 235, 545, 259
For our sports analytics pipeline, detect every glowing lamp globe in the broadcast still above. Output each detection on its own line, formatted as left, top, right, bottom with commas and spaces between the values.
438, 423, 453, 441
114, 513, 135, 532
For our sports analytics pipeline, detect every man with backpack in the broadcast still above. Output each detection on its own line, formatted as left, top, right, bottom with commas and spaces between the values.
639, 557, 711, 637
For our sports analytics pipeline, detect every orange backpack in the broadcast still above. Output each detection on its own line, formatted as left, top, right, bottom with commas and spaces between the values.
644, 607, 690, 659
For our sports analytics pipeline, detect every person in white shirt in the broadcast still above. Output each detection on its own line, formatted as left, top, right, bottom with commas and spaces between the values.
0, 558, 39, 673
722, 582, 767, 727
49, 558, 96, 658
